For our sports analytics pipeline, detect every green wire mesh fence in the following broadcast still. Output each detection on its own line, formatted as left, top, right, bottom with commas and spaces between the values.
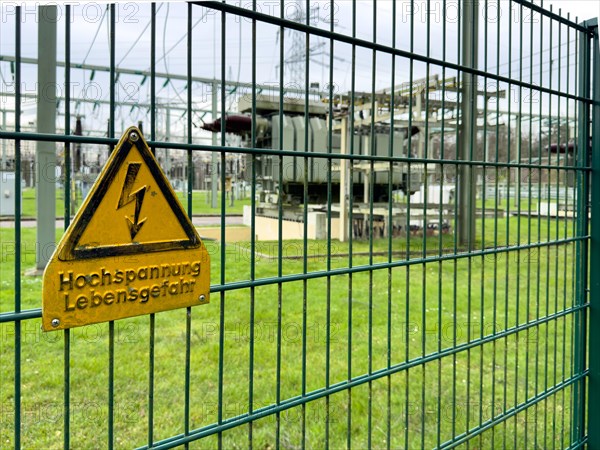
0, 1, 598, 448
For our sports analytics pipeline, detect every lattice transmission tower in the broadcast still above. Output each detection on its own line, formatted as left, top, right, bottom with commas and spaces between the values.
277, 4, 339, 88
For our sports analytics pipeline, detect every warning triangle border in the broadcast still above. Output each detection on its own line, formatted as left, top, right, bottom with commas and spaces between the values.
58, 127, 200, 261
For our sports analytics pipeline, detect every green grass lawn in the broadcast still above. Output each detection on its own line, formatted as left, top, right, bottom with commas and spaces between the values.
0, 212, 581, 448
14, 188, 250, 218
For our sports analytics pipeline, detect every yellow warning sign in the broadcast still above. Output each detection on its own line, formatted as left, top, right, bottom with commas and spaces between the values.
42, 126, 210, 331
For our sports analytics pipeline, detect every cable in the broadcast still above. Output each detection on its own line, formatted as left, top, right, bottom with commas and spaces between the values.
487, 40, 574, 73
151, 7, 210, 71
158, 4, 188, 102
75, 5, 110, 118
81, 5, 108, 65
160, 3, 176, 101
77, 4, 108, 117
160, 4, 212, 129
117, 3, 163, 67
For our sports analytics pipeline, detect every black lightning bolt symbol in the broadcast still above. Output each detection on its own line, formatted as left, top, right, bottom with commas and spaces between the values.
117, 163, 147, 240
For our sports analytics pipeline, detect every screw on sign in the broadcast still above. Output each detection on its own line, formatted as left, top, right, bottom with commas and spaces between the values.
42, 126, 211, 331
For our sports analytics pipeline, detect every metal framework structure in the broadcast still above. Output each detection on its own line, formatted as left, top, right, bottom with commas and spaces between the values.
0, 1, 599, 449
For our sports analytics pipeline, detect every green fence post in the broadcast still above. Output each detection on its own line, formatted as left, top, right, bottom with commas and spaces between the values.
587, 17, 600, 449
573, 21, 590, 444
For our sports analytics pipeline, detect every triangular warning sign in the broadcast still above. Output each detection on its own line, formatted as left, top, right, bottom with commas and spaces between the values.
42, 127, 210, 331
59, 127, 200, 260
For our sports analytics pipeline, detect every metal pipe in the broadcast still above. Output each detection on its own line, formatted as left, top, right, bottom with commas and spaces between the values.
0, 55, 321, 97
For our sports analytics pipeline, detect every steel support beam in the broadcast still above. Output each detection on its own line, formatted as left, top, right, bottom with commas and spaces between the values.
457, 0, 478, 249
35, 5, 57, 271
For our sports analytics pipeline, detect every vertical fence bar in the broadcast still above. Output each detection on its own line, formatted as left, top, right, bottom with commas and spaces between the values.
534, 5, 544, 445
367, 2, 376, 446
64, 9, 71, 228
108, 4, 116, 449
516, 5, 524, 444
326, 1, 335, 447
63, 5, 72, 448
150, 2, 156, 152
569, 14, 579, 445
109, 4, 115, 141
108, 319, 115, 449
184, 4, 193, 448
347, 3, 357, 448
275, 4, 284, 447
301, 1, 310, 447
452, 1, 461, 443
218, 6, 227, 449
492, 3, 502, 447
552, 11, 562, 447
387, 2, 397, 449
586, 17, 600, 449
437, 1, 448, 447
548, 11, 560, 448
533, 2, 552, 445
421, 0, 430, 444
249, 2, 257, 447
13, 6, 22, 449
479, 3, 489, 445
561, 14, 572, 450
525, 4, 535, 444
503, 2, 512, 441
148, 3, 157, 448
405, 1, 415, 446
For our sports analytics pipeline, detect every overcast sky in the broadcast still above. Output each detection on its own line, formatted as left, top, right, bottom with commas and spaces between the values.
0, 1, 597, 141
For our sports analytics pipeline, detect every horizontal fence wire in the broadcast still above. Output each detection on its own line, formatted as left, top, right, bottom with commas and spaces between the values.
0, 236, 591, 325
0, 130, 590, 171
0, 1, 596, 449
